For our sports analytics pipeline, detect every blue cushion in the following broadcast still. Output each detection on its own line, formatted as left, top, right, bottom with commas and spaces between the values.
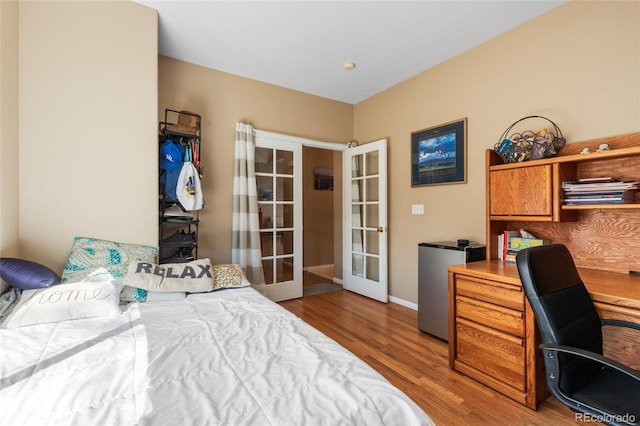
0, 258, 61, 290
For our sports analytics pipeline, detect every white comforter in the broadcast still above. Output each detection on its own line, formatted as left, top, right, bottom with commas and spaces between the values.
0, 287, 432, 426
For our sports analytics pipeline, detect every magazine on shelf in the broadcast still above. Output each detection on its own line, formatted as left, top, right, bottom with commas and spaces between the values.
577, 176, 615, 183
562, 180, 639, 191
562, 177, 638, 205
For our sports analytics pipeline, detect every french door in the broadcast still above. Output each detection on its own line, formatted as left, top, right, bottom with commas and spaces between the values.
255, 138, 302, 302
343, 139, 388, 302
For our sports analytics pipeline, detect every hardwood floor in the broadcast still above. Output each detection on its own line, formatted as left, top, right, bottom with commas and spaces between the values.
303, 270, 332, 286
279, 289, 584, 425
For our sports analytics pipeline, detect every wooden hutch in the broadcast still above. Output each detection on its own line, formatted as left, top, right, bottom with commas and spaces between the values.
448, 132, 640, 409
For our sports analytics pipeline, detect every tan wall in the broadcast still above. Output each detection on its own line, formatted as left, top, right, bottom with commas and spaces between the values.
0, 0, 19, 292
17, 1, 158, 274
158, 56, 352, 265
303, 147, 334, 267
353, 1, 640, 303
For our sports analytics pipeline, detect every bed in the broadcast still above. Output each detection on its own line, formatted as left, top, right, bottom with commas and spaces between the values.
0, 266, 433, 425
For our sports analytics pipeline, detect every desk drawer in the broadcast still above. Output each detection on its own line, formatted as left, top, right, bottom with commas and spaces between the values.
457, 295, 525, 337
456, 317, 526, 392
456, 275, 524, 311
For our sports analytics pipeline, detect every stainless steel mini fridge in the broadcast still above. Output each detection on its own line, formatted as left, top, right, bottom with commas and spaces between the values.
418, 241, 485, 341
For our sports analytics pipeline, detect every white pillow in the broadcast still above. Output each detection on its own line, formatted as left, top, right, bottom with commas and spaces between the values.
123, 258, 215, 293
2, 268, 122, 329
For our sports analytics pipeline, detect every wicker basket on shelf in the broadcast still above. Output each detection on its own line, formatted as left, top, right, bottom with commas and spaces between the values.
494, 115, 566, 163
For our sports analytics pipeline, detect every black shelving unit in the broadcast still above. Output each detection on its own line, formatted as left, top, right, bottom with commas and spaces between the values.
158, 109, 202, 263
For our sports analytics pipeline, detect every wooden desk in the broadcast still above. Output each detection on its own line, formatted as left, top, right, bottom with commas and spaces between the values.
448, 260, 640, 409
579, 267, 640, 370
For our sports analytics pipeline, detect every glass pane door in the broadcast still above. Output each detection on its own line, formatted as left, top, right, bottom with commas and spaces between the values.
255, 141, 302, 301
343, 139, 387, 302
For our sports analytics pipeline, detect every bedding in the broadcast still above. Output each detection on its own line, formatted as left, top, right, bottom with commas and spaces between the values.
0, 287, 433, 426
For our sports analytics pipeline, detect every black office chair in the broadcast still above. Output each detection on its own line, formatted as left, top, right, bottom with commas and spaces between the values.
516, 244, 640, 426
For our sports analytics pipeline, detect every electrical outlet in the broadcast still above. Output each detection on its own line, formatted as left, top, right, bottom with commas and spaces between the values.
411, 204, 424, 215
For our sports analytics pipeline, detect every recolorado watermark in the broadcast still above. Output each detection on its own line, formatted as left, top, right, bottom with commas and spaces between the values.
576, 413, 636, 423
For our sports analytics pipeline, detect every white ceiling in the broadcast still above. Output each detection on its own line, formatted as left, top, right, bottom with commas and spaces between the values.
137, 1, 565, 104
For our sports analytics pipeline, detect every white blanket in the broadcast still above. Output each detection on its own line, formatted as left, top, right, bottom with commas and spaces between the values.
0, 287, 432, 426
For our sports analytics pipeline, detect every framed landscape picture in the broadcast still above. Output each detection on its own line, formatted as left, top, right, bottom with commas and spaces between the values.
411, 118, 467, 186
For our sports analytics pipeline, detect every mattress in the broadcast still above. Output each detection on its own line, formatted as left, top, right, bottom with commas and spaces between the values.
0, 287, 433, 426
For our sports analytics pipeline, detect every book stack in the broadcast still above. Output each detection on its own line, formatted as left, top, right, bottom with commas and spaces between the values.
504, 236, 550, 263
497, 230, 550, 262
562, 177, 638, 205
497, 230, 519, 261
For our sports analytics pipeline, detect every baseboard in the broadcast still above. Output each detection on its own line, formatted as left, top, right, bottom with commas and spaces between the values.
389, 295, 418, 311
333, 277, 343, 285
303, 264, 333, 273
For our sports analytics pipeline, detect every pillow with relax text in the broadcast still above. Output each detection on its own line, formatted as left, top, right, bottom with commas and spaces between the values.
123, 260, 250, 294
123, 258, 215, 293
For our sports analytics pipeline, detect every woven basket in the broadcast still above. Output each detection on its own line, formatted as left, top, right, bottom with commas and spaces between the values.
494, 116, 566, 163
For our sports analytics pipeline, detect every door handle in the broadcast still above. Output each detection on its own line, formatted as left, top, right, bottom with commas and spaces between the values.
378, 226, 387, 233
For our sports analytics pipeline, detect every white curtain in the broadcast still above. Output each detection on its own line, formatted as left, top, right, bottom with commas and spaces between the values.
232, 122, 266, 294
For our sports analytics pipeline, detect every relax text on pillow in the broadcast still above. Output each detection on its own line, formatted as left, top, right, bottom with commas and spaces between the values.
135, 262, 211, 280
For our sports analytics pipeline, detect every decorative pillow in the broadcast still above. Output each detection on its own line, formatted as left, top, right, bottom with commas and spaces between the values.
1, 268, 122, 329
119, 286, 149, 303
123, 258, 215, 293
123, 261, 250, 295
0, 258, 61, 290
210, 264, 251, 289
60, 236, 158, 302
61, 237, 158, 283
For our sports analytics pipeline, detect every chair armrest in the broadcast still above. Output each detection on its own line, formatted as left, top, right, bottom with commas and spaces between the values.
601, 318, 640, 331
540, 343, 640, 382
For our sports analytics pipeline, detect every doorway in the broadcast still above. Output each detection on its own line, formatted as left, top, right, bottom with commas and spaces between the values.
302, 146, 342, 297
255, 130, 387, 303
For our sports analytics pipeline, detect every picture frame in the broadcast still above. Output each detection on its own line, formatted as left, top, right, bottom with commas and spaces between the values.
314, 167, 334, 190
411, 118, 467, 186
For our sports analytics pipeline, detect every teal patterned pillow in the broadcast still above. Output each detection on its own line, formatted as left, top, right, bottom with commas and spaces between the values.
61, 237, 158, 302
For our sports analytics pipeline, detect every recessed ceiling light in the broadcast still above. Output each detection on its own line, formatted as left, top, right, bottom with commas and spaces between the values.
343, 61, 356, 71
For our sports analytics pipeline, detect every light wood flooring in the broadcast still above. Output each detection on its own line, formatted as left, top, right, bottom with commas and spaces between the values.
279, 289, 585, 425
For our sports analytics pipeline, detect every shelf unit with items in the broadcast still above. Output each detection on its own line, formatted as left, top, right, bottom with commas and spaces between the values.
486, 132, 640, 266
158, 109, 202, 264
